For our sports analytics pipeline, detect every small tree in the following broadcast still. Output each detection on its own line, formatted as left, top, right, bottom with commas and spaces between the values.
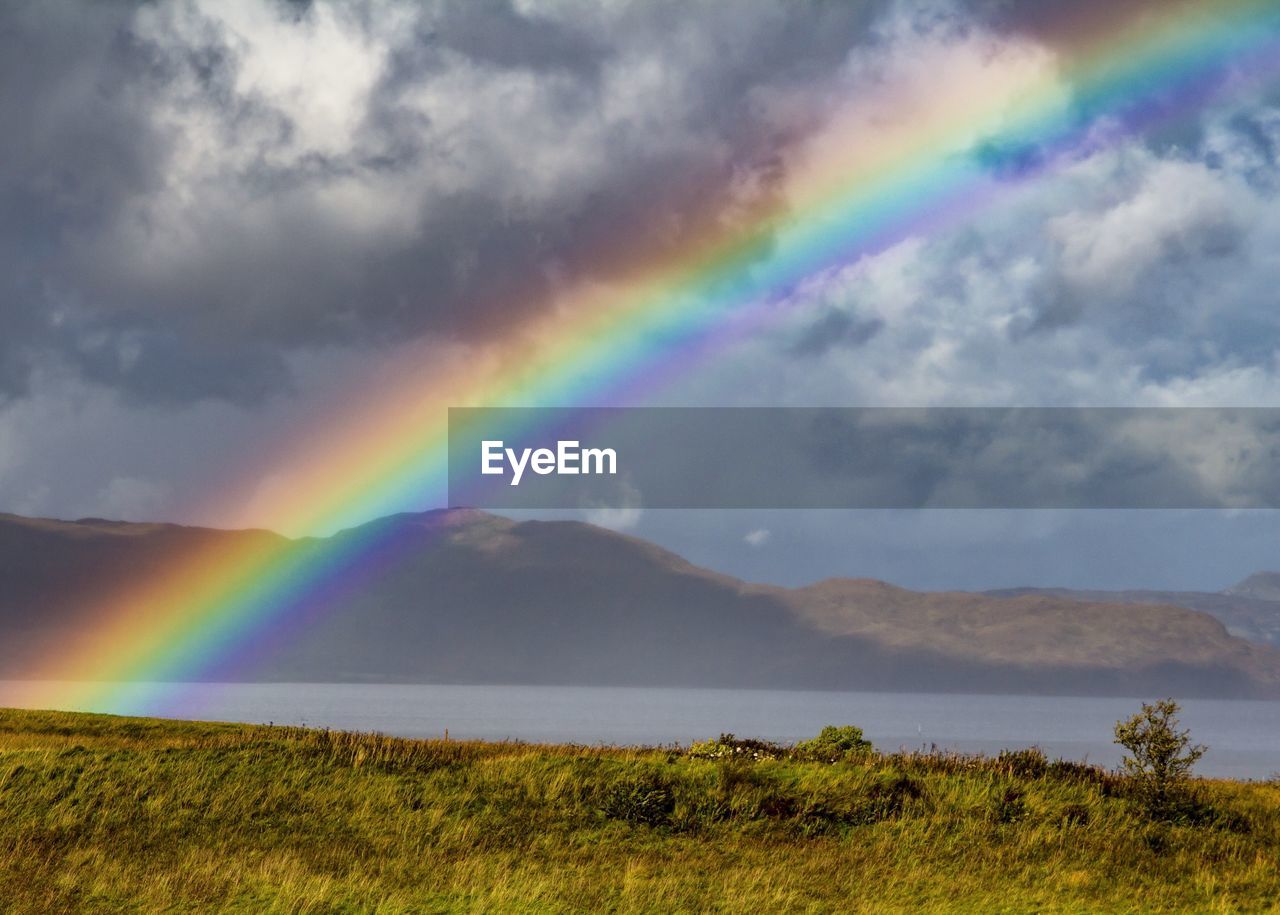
1114, 699, 1206, 819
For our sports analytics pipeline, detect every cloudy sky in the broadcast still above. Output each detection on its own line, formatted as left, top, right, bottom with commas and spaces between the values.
3, 0, 1280, 591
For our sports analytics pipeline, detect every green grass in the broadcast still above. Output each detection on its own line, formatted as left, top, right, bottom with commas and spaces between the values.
1, 709, 1278, 913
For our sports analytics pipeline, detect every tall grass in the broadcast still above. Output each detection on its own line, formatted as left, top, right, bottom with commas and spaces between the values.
0, 708, 1277, 912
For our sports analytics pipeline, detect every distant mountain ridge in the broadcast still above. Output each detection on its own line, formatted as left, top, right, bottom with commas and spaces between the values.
987, 573, 1280, 649
2, 509, 1280, 698
1224, 572, 1280, 603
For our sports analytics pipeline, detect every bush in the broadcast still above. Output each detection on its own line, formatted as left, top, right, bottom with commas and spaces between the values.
860, 772, 923, 822
989, 785, 1027, 824
1114, 699, 1207, 821
686, 733, 786, 762
599, 771, 676, 827
996, 747, 1049, 779
792, 725, 874, 761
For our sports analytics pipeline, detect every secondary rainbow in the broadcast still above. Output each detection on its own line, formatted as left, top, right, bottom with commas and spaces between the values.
14, 0, 1280, 716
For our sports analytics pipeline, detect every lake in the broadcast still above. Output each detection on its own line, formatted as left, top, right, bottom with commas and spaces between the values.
3, 681, 1278, 780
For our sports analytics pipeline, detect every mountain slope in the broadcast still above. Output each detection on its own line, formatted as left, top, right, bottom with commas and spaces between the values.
0, 512, 287, 676
987, 579, 1280, 648
3, 510, 1279, 697
1224, 571, 1280, 603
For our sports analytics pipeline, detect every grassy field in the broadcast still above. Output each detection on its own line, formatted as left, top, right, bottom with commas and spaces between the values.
0, 708, 1278, 913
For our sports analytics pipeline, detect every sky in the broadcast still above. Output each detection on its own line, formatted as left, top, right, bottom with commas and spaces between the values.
3, 0, 1280, 592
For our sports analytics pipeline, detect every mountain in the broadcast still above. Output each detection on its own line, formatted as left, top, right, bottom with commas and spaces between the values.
3, 509, 1280, 698
988, 575, 1280, 649
1224, 572, 1280, 603
0, 513, 287, 678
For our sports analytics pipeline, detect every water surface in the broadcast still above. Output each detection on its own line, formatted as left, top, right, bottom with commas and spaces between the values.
3, 681, 1277, 779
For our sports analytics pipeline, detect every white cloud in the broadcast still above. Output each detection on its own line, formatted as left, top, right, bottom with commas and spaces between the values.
672, 122, 1280, 412
584, 505, 643, 531
1049, 158, 1245, 294
743, 527, 771, 548
583, 477, 644, 531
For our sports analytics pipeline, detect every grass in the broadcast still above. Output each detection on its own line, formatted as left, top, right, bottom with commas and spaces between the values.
0, 709, 1278, 913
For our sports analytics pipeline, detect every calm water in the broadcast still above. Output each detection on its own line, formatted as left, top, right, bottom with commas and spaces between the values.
4, 681, 1279, 779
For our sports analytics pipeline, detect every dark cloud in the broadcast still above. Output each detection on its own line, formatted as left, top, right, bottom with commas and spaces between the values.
421, 0, 608, 75
0, 1, 168, 401
72, 325, 296, 407
791, 310, 883, 356
0, 0, 896, 405
965, 0, 1214, 49
3, 0, 1276, 415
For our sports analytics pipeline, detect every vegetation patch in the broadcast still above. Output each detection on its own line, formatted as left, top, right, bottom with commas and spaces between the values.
0, 706, 1277, 913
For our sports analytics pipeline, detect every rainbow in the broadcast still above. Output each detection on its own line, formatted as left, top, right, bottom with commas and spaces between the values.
10, 0, 1280, 716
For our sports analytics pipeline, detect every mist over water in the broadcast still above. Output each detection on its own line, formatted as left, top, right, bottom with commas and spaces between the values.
6, 682, 1278, 780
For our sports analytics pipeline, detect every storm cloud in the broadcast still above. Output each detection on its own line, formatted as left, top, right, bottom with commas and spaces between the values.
4, 0, 1273, 407
0, 0, 896, 404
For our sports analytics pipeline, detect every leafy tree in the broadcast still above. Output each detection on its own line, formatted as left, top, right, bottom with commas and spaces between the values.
1114, 699, 1206, 819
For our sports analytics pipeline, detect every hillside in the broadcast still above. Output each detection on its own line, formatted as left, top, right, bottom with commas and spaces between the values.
1225, 571, 1280, 603
0, 513, 287, 677
1, 708, 1278, 913
987, 580, 1280, 648
786, 579, 1276, 674
2, 510, 1280, 697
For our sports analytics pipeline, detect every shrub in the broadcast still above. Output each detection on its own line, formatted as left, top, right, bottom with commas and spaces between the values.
989, 785, 1027, 824
858, 772, 923, 822
686, 733, 786, 762
599, 771, 676, 827
792, 725, 874, 761
788, 774, 923, 834
996, 747, 1049, 779
688, 727, 875, 764
1114, 699, 1207, 821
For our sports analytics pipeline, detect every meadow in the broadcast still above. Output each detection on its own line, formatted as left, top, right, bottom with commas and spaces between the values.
0, 708, 1277, 913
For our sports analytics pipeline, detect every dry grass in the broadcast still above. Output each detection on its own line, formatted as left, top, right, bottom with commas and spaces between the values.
1, 708, 1278, 912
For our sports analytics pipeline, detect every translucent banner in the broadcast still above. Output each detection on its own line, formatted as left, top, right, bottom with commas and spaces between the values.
447, 408, 1280, 509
